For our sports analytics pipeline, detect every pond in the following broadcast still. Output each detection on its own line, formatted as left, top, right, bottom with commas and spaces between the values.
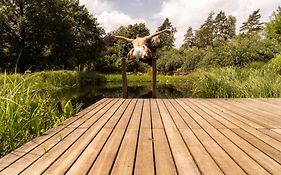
58, 81, 193, 110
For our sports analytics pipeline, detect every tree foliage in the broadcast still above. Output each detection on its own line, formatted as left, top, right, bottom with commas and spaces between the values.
153, 18, 177, 49
0, 0, 104, 72
181, 27, 195, 49
266, 6, 281, 43
240, 9, 264, 33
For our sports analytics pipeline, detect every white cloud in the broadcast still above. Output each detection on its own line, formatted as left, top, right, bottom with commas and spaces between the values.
79, 0, 146, 33
154, 0, 280, 47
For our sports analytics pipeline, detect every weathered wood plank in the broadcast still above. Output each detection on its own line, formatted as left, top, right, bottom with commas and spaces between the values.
134, 99, 154, 175
0, 98, 110, 171
180, 129, 223, 175
157, 99, 200, 175
221, 129, 281, 174
1, 98, 281, 175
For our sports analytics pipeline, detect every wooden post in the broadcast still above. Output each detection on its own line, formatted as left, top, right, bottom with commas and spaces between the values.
152, 57, 157, 98
122, 57, 128, 98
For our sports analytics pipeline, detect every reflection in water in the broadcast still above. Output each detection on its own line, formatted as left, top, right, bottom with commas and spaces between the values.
57, 82, 193, 109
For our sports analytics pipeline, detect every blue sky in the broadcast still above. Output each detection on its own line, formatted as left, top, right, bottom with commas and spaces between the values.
80, 0, 280, 47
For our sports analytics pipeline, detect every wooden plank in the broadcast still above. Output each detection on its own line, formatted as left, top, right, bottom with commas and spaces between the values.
157, 99, 200, 175
0, 99, 119, 175
191, 99, 238, 128
205, 128, 269, 174
176, 99, 214, 129
237, 99, 281, 116
221, 129, 281, 174
180, 129, 223, 175
243, 128, 281, 151
207, 99, 264, 128
169, 99, 201, 129
163, 99, 189, 129
233, 129, 281, 164
65, 128, 111, 175
212, 99, 270, 128
134, 129, 154, 175
184, 99, 226, 129
111, 99, 143, 174
111, 129, 138, 175
0, 98, 109, 171
134, 99, 154, 175
88, 129, 125, 175
272, 129, 281, 135
221, 99, 280, 128
201, 99, 253, 128
20, 99, 127, 175
153, 129, 177, 175
259, 129, 281, 142
151, 99, 164, 129
127, 99, 143, 130
41, 99, 131, 175
140, 99, 152, 129
78, 99, 136, 175
193, 129, 246, 174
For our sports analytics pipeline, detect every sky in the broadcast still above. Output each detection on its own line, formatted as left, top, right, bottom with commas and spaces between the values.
79, 0, 280, 47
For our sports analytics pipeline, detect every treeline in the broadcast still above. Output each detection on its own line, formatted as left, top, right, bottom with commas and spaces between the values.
157, 8, 281, 74
0, 0, 104, 72
0, 1, 280, 73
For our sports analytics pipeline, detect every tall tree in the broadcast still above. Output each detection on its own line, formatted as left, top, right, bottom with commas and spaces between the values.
0, 0, 104, 72
181, 27, 195, 48
153, 18, 176, 49
240, 9, 264, 33
266, 6, 281, 43
194, 12, 215, 48
213, 11, 236, 45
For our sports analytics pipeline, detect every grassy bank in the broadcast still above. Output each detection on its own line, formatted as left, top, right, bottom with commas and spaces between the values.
0, 71, 82, 157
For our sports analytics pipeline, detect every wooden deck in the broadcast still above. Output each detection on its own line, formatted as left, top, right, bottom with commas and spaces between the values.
0, 98, 281, 175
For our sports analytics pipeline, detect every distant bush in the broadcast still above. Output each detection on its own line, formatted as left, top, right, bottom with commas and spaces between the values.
157, 48, 184, 73
267, 54, 281, 74
199, 34, 281, 68
181, 48, 206, 72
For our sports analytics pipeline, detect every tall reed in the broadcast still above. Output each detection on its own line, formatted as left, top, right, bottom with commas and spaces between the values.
0, 72, 78, 157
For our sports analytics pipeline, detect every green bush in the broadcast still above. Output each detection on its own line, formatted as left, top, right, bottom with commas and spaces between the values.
181, 48, 206, 72
157, 48, 184, 73
199, 34, 281, 68
267, 54, 281, 74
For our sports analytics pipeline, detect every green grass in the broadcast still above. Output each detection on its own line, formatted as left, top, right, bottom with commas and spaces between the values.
0, 72, 80, 157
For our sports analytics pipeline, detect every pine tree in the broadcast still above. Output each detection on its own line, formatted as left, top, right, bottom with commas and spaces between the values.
266, 6, 281, 42
240, 9, 264, 33
194, 12, 215, 48
153, 18, 177, 49
181, 27, 195, 48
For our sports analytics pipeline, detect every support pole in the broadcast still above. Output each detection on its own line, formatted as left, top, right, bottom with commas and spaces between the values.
122, 57, 128, 98
152, 57, 157, 98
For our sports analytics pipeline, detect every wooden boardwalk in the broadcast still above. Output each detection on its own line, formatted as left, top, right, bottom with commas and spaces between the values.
0, 98, 281, 175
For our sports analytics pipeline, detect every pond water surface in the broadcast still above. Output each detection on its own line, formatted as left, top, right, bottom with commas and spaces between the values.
59, 82, 193, 109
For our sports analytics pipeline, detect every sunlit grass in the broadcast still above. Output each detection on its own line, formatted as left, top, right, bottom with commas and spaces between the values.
0, 72, 80, 157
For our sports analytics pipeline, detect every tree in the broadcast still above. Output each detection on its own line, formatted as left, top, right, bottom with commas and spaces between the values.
194, 12, 215, 48
181, 27, 195, 48
266, 6, 281, 43
240, 9, 264, 33
213, 11, 236, 45
0, 0, 104, 72
153, 18, 177, 49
